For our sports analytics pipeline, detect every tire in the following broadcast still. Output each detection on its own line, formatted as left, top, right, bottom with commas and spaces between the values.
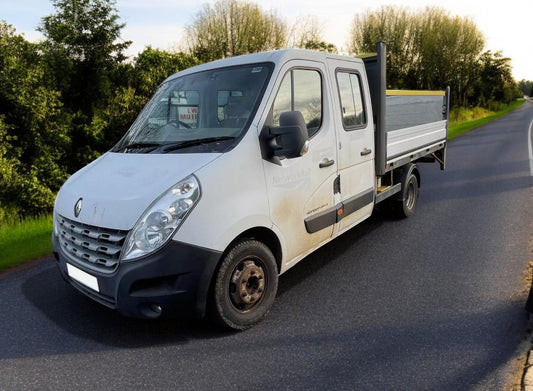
398, 173, 418, 217
383, 165, 419, 218
210, 239, 278, 331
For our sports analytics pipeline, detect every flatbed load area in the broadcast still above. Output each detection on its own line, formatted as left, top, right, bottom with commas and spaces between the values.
362, 42, 449, 175
385, 89, 448, 169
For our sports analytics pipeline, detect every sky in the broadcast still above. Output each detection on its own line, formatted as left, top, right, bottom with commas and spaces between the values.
0, 0, 531, 80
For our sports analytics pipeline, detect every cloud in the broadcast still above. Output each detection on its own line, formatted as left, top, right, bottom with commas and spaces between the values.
123, 24, 188, 57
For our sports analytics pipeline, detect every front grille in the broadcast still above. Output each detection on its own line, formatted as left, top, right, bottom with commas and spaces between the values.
56, 215, 129, 274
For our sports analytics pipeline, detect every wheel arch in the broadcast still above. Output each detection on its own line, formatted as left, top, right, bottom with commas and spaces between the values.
395, 162, 420, 188
411, 164, 421, 188
222, 227, 282, 274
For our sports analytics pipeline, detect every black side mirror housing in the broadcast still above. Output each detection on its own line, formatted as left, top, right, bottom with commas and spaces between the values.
260, 111, 309, 164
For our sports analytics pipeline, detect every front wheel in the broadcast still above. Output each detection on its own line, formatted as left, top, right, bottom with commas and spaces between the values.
210, 239, 278, 331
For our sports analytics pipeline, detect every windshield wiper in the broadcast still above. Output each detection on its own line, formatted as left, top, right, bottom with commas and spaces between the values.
162, 136, 236, 152
115, 142, 162, 153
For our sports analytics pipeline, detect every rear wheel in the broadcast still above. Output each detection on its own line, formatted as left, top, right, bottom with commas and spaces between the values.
399, 173, 418, 217
210, 239, 278, 331
383, 165, 419, 218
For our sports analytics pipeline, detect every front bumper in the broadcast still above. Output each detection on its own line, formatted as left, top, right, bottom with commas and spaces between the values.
53, 234, 222, 319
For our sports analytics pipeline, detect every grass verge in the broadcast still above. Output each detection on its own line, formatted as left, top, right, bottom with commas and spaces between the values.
0, 215, 53, 272
449, 99, 525, 140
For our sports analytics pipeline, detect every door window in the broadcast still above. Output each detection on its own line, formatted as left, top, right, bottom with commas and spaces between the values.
336, 72, 366, 129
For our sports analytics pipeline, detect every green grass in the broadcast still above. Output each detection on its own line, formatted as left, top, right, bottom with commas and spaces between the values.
449, 99, 525, 140
0, 214, 53, 272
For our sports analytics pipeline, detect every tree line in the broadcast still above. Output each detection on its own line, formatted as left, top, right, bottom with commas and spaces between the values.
350, 6, 524, 109
0, 0, 530, 222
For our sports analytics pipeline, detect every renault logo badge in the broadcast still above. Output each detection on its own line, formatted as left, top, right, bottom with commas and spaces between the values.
74, 198, 83, 218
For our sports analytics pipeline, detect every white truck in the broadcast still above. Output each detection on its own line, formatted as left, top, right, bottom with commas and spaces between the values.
52, 42, 448, 330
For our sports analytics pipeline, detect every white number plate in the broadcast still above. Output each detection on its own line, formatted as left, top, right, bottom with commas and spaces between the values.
67, 263, 100, 292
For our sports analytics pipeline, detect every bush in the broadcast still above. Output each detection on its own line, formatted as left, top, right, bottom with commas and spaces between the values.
0, 158, 56, 220
450, 106, 492, 124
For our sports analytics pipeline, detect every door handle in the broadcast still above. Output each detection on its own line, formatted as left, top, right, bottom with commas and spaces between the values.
319, 159, 335, 168
360, 148, 372, 156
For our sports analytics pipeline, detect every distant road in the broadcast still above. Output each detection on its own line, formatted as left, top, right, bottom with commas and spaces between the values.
1, 102, 532, 390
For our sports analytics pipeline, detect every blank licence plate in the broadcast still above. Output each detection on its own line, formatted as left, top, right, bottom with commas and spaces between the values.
67, 263, 100, 292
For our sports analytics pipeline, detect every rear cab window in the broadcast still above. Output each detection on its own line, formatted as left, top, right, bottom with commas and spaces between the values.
336, 71, 367, 130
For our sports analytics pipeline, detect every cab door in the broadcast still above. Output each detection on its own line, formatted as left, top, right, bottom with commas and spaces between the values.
327, 59, 375, 234
261, 61, 338, 270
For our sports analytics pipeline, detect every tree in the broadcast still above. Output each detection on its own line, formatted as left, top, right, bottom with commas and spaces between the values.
40, 0, 131, 114
414, 7, 484, 106
300, 40, 337, 53
39, 0, 132, 169
475, 51, 519, 108
348, 6, 486, 107
349, 6, 418, 88
186, 0, 287, 62
291, 16, 337, 53
518, 80, 533, 97
0, 22, 68, 217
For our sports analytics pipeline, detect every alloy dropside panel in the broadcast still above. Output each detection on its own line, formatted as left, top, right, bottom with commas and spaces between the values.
363, 42, 448, 177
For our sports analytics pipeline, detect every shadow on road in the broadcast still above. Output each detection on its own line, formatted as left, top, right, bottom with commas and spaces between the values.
18, 261, 230, 351
277, 213, 386, 297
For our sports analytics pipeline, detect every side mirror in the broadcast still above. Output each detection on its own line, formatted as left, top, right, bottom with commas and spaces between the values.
261, 111, 309, 163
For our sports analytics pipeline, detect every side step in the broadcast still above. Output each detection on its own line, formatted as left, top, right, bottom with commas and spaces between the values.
375, 183, 401, 204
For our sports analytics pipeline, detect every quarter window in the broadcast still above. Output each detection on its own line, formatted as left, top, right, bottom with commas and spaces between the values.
271, 69, 322, 138
337, 72, 366, 129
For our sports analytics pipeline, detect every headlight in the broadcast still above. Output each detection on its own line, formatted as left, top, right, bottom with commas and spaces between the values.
121, 175, 201, 261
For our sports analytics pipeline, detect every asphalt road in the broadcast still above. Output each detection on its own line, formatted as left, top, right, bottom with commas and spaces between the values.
1, 102, 533, 391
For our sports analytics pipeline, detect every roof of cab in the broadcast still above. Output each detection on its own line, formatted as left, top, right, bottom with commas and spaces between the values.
163, 49, 363, 82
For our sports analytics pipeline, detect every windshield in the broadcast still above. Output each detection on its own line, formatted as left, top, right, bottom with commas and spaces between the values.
113, 62, 273, 154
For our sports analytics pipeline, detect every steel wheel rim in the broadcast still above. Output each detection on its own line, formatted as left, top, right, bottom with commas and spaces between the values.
229, 258, 266, 312
406, 180, 416, 211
